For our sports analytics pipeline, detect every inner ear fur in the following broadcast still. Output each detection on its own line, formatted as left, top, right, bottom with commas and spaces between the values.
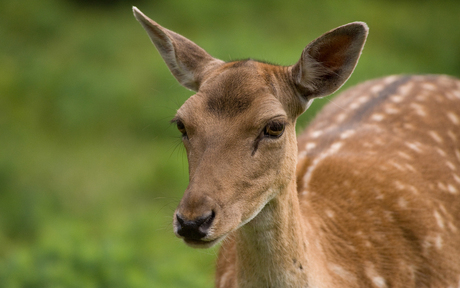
291, 22, 368, 101
133, 7, 224, 91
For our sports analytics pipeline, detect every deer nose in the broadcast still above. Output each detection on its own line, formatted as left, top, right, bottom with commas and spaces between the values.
175, 211, 215, 240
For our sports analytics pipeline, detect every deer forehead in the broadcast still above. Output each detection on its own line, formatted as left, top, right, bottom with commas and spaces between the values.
176, 61, 291, 128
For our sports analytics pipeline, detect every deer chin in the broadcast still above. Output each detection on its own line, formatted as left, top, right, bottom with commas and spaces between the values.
182, 235, 226, 249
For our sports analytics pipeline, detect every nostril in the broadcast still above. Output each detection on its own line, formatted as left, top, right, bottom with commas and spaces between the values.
175, 211, 215, 240
199, 210, 215, 232
176, 213, 185, 226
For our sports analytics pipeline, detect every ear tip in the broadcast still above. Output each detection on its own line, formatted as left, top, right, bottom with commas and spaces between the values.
355, 21, 369, 31
349, 22, 369, 35
132, 6, 151, 24
132, 6, 142, 19
132, 6, 158, 27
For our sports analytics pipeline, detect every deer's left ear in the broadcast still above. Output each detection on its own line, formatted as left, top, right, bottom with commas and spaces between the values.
133, 7, 224, 91
291, 22, 368, 104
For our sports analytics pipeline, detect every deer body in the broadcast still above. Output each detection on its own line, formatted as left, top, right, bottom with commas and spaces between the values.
133, 7, 460, 288
216, 75, 460, 288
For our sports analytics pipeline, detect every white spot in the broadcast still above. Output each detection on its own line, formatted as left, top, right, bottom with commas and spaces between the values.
315, 239, 323, 251
404, 164, 416, 173
447, 112, 460, 125
435, 234, 443, 249
398, 197, 408, 209
306, 142, 316, 150
372, 276, 388, 288
384, 211, 394, 222
403, 123, 415, 130
405, 142, 423, 153
325, 209, 335, 218
357, 96, 370, 104
349, 102, 361, 110
384, 105, 400, 114
428, 131, 443, 143
405, 263, 417, 281
422, 237, 432, 253
219, 270, 232, 288
299, 150, 307, 159
336, 113, 347, 123
407, 185, 419, 194
453, 174, 460, 184
340, 129, 356, 139
397, 151, 412, 160
330, 142, 343, 153
375, 188, 384, 199
328, 263, 356, 281
371, 113, 385, 122
391, 95, 404, 103
303, 142, 343, 189
417, 94, 428, 102
448, 130, 457, 142
398, 82, 414, 95
422, 83, 437, 91
374, 137, 385, 146
384, 75, 400, 84
438, 182, 447, 191
389, 161, 405, 171
370, 84, 384, 94
311, 130, 323, 138
394, 181, 406, 190
437, 75, 453, 86
439, 204, 447, 214
448, 222, 458, 233
446, 92, 456, 100
453, 90, 460, 99
435, 147, 447, 157
434, 211, 444, 229
410, 103, 427, 117
365, 262, 387, 288
447, 184, 458, 194
446, 161, 457, 171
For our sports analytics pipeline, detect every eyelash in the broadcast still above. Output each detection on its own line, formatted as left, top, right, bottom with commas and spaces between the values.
175, 120, 187, 138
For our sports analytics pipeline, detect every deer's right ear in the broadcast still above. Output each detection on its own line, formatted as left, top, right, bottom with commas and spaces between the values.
291, 22, 368, 107
133, 7, 224, 91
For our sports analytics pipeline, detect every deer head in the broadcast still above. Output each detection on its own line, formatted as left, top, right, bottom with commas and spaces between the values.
133, 7, 368, 248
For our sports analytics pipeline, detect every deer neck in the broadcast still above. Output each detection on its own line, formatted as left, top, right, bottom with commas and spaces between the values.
235, 178, 309, 287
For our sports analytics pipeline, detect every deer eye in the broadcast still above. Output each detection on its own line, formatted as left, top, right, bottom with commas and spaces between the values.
263, 121, 285, 138
176, 120, 187, 137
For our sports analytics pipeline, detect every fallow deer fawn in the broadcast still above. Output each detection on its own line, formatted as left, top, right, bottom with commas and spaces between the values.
133, 7, 460, 288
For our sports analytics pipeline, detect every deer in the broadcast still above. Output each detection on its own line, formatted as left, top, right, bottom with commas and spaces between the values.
133, 7, 460, 288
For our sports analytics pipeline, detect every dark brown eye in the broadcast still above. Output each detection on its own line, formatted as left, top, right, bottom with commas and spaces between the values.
176, 120, 187, 137
264, 121, 285, 138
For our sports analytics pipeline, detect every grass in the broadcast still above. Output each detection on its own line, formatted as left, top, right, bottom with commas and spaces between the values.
1, 0, 459, 286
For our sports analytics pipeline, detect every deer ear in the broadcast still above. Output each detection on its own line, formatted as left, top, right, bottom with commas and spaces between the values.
133, 7, 224, 91
291, 22, 368, 103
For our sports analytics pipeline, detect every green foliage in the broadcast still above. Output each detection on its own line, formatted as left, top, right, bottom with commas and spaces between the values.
0, 0, 459, 286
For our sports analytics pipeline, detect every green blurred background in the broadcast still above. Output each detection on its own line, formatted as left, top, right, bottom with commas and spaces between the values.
1, 0, 459, 286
